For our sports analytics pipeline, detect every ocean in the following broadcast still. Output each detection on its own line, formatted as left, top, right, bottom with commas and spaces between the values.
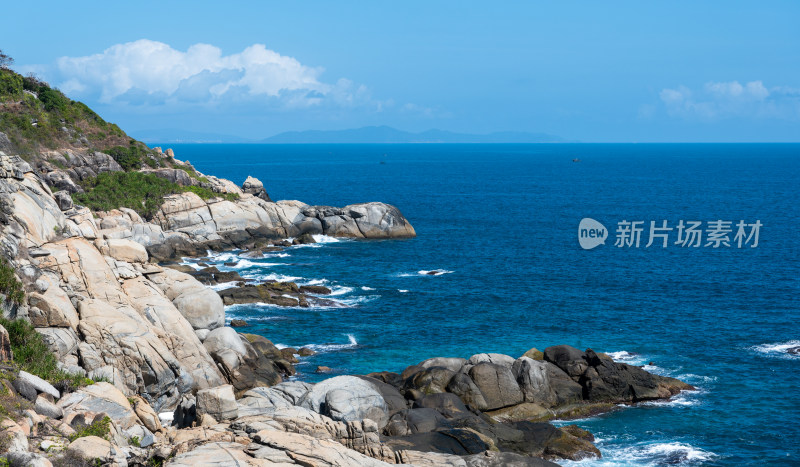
164, 143, 799, 466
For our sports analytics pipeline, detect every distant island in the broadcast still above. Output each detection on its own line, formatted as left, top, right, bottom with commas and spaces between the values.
134, 125, 564, 144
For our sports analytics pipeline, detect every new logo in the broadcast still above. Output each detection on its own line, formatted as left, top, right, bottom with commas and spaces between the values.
578, 218, 608, 250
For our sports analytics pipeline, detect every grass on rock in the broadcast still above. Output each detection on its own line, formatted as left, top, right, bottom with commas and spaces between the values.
0, 318, 94, 390
0, 257, 24, 306
72, 171, 238, 219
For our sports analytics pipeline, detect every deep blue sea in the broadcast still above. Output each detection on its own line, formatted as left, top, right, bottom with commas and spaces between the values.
164, 143, 799, 466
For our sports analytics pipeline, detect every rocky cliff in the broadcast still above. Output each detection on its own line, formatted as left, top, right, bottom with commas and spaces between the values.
0, 65, 690, 466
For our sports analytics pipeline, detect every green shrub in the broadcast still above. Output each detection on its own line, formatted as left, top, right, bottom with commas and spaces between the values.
69, 416, 111, 442
0, 257, 24, 305
72, 171, 239, 219
37, 87, 69, 113
0, 69, 23, 100
0, 318, 93, 389
106, 145, 146, 171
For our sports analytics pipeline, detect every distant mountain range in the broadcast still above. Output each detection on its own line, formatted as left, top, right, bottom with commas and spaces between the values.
261, 126, 563, 144
133, 128, 254, 144
135, 126, 563, 144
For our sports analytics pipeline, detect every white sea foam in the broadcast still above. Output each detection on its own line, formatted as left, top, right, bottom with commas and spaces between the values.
206, 251, 241, 263
302, 334, 359, 352
562, 441, 716, 466
312, 234, 341, 243
225, 259, 284, 269
329, 286, 354, 296
209, 281, 240, 291
301, 278, 329, 286
641, 391, 699, 408
750, 340, 800, 359
263, 252, 291, 258
178, 261, 204, 270
417, 269, 454, 276
605, 350, 647, 366
247, 272, 304, 283
395, 269, 454, 277
398, 289, 409, 293
622, 442, 716, 464
361, 286, 375, 291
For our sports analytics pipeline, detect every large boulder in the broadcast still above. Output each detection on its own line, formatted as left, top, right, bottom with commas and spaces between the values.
468, 363, 524, 410
57, 382, 137, 426
513, 357, 583, 407
580, 349, 691, 402
203, 327, 284, 394
300, 375, 390, 428
196, 384, 238, 421
148, 268, 224, 331
342, 202, 416, 238
543, 345, 588, 379
106, 238, 148, 263
65, 436, 114, 464
241, 176, 271, 202
384, 408, 450, 436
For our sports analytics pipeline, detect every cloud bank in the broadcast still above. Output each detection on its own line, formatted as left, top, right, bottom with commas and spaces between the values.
55, 40, 375, 109
660, 80, 800, 120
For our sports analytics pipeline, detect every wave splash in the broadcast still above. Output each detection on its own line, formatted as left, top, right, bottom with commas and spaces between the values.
750, 340, 800, 359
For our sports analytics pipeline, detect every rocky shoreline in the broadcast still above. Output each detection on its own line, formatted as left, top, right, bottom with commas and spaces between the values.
0, 149, 694, 466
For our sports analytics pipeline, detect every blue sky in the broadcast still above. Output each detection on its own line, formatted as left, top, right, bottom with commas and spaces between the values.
2, 1, 799, 142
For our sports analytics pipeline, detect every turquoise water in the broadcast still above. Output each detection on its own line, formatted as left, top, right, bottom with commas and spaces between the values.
167, 143, 800, 466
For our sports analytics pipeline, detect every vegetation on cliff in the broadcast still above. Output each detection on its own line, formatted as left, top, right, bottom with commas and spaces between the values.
72, 171, 238, 219
0, 257, 24, 305
0, 53, 184, 174
0, 318, 93, 389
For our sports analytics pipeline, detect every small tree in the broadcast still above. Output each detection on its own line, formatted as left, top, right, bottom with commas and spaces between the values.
0, 49, 13, 69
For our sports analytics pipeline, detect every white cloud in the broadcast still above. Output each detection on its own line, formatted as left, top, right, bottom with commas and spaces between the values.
54, 39, 376, 109
660, 80, 800, 120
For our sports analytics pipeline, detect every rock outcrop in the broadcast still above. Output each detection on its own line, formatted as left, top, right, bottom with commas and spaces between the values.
0, 142, 689, 467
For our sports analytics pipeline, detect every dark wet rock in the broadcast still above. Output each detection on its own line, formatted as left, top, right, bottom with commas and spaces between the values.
188, 266, 246, 286
413, 393, 472, 420
217, 281, 342, 308
446, 372, 489, 411
543, 346, 693, 403
293, 232, 316, 245
406, 366, 456, 395
383, 431, 470, 455
366, 371, 404, 387
280, 348, 299, 364
513, 357, 583, 408
384, 407, 450, 436
229, 319, 247, 327
561, 424, 595, 442
787, 346, 800, 355
543, 345, 588, 379
297, 347, 315, 356
203, 327, 284, 395
485, 402, 552, 423
298, 285, 331, 295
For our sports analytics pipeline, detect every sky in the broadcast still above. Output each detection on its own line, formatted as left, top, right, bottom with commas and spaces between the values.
1, 1, 799, 142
